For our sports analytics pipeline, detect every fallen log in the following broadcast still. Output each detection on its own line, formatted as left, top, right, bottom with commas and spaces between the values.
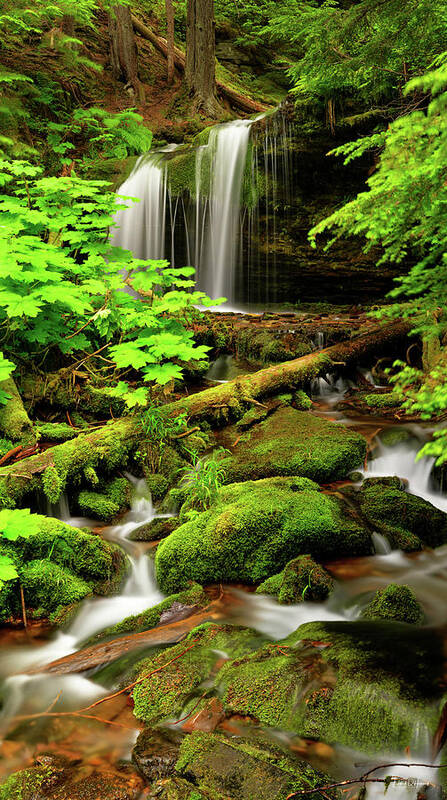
0, 320, 412, 508
0, 378, 36, 446
131, 15, 270, 115
26, 600, 223, 675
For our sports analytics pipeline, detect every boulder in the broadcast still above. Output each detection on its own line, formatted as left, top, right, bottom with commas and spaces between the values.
223, 407, 366, 484
155, 477, 370, 593
361, 583, 424, 625
256, 554, 334, 604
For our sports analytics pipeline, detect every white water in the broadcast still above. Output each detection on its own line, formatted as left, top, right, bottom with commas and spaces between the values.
0, 479, 164, 724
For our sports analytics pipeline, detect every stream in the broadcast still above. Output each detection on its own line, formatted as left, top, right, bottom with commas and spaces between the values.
0, 371, 445, 796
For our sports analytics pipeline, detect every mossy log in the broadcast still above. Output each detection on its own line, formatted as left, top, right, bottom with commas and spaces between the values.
0, 378, 36, 445
131, 15, 270, 115
0, 320, 411, 508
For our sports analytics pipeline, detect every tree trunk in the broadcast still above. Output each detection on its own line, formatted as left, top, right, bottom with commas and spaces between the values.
109, 4, 144, 101
166, 0, 175, 84
131, 14, 269, 114
185, 0, 220, 116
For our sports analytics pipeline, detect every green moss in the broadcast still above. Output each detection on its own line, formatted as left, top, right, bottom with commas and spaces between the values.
175, 731, 338, 800
0, 515, 126, 621
105, 476, 133, 509
155, 477, 370, 593
0, 765, 60, 800
145, 473, 169, 501
36, 422, 78, 442
362, 583, 424, 625
0, 437, 13, 457
83, 466, 99, 485
363, 393, 400, 408
357, 479, 447, 549
223, 407, 367, 484
379, 428, 411, 447
93, 582, 208, 639
236, 406, 269, 431
128, 516, 179, 542
132, 623, 259, 725
293, 390, 312, 410
21, 559, 92, 614
236, 328, 312, 365
77, 490, 120, 522
42, 465, 63, 504
0, 378, 35, 445
257, 555, 334, 604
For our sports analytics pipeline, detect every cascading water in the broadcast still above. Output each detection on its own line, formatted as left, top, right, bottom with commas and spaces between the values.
112, 110, 293, 307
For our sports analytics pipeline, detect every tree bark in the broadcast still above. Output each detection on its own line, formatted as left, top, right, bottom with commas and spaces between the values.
165, 0, 175, 85
131, 14, 268, 114
185, 0, 220, 116
0, 320, 411, 510
109, 4, 144, 101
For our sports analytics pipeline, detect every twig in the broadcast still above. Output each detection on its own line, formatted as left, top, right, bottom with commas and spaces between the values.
173, 690, 208, 725
173, 427, 200, 439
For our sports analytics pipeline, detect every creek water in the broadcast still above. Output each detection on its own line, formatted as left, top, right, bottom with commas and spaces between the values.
0, 381, 446, 797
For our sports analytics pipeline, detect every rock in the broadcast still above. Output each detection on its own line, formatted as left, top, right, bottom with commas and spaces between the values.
355, 478, 447, 550
175, 730, 340, 800
0, 762, 143, 800
0, 516, 126, 622
128, 516, 179, 542
223, 407, 366, 484
155, 477, 370, 593
256, 555, 334, 604
361, 583, 424, 624
132, 727, 183, 783
148, 777, 209, 800
89, 583, 208, 641
217, 620, 444, 754
132, 623, 260, 725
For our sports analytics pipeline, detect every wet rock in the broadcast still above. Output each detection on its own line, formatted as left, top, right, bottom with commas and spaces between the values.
148, 777, 209, 799
132, 623, 260, 725
361, 583, 424, 625
132, 727, 183, 782
218, 620, 444, 754
155, 476, 370, 593
128, 516, 179, 542
256, 555, 334, 604
355, 478, 447, 550
175, 730, 340, 800
223, 406, 366, 484
182, 697, 226, 733
90, 583, 208, 640
0, 762, 143, 800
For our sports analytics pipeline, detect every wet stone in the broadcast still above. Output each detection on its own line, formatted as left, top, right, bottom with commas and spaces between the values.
132, 727, 183, 783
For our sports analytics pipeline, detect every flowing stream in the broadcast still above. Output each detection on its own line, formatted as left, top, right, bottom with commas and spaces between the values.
0, 381, 446, 796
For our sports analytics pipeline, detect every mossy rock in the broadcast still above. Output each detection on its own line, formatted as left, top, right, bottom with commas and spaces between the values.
0, 764, 64, 799
149, 777, 210, 800
21, 560, 92, 615
379, 428, 412, 447
0, 516, 126, 622
175, 730, 340, 800
218, 620, 443, 754
155, 477, 370, 593
91, 582, 208, 640
361, 583, 424, 625
256, 555, 334, 604
235, 328, 313, 366
77, 477, 132, 522
223, 407, 366, 484
128, 516, 179, 542
132, 623, 261, 725
363, 392, 400, 409
356, 479, 447, 550
144, 473, 169, 502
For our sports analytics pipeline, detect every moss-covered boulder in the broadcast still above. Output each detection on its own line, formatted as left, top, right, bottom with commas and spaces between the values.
356, 477, 447, 550
77, 476, 133, 522
218, 620, 443, 754
132, 623, 261, 725
361, 583, 424, 625
223, 407, 366, 484
128, 516, 179, 542
256, 555, 334, 604
0, 516, 126, 622
155, 477, 370, 593
0, 764, 66, 800
175, 731, 339, 800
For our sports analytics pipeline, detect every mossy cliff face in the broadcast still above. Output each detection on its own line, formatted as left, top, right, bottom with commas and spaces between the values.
217, 620, 443, 754
155, 477, 370, 593
0, 516, 126, 622
223, 407, 366, 484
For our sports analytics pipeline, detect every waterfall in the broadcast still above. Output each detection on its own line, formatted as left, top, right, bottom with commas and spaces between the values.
112, 110, 293, 307
112, 149, 171, 259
